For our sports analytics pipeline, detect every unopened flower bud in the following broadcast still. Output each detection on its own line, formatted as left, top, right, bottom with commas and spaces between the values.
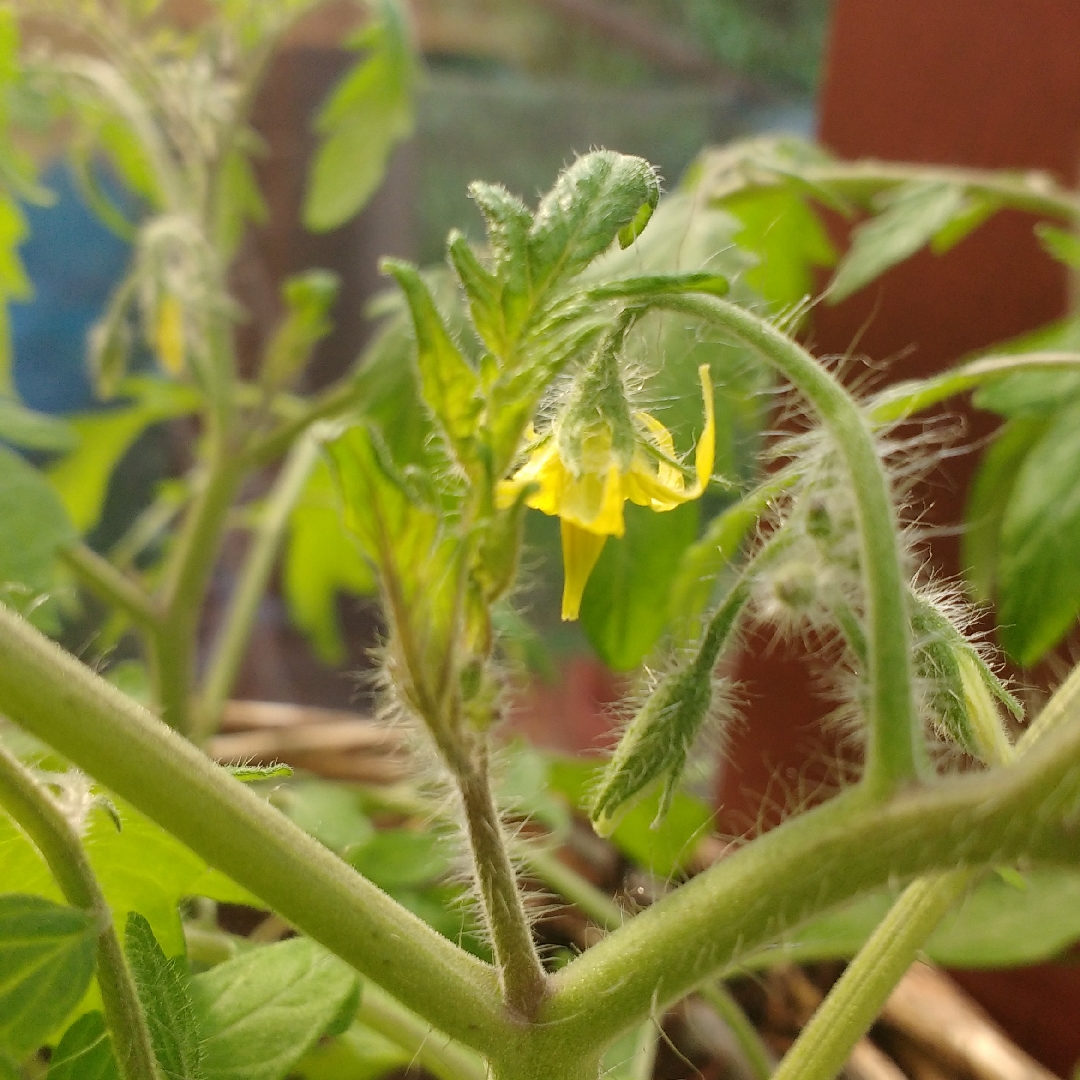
590, 661, 715, 836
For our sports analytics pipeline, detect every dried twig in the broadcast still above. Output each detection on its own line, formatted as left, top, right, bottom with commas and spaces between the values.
880, 963, 1059, 1080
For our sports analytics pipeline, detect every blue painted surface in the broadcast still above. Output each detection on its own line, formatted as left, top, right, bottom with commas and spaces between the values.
11, 163, 132, 413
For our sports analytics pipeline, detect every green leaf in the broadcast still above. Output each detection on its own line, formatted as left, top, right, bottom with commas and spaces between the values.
971, 317, 1080, 416
580, 271, 729, 302
580, 501, 699, 671
0, 399, 77, 452
827, 181, 968, 303
668, 482, 780, 632
526, 151, 661, 301
345, 829, 449, 891
224, 763, 293, 783
270, 777, 374, 854
768, 868, 1080, 971
0, 444, 76, 619
997, 399, 1080, 664
962, 416, 1049, 603
1035, 222, 1080, 268
190, 938, 358, 1080
929, 193, 1001, 253
724, 185, 836, 310
303, 1, 414, 232
283, 458, 376, 665
547, 758, 711, 879
47, 378, 200, 534
294, 1021, 408, 1080
0, 792, 258, 959
47, 1012, 120, 1080
0, 895, 97, 1065
380, 259, 481, 460
125, 913, 204, 1080
328, 424, 463, 673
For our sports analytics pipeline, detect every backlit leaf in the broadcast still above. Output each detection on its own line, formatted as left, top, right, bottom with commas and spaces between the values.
283, 458, 376, 665
1035, 222, 1080, 269
962, 416, 1049, 603
0, 399, 76, 452
0, 791, 258, 959
380, 259, 481, 460
303, 1, 414, 232
47, 1012, 119, 1080
0, 895, 97, 1065
827, 181, 967, 303
996, 399, 1080, 664
580, 501, 698, 671
190, 938, 358, 1080
47, 378, 200, 533
0, 444, 76, 619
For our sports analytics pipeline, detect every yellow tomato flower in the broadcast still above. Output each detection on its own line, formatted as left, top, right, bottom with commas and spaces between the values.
498, 364, 715, 620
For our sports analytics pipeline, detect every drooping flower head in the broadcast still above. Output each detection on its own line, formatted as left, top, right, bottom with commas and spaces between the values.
498, 322, 716, 619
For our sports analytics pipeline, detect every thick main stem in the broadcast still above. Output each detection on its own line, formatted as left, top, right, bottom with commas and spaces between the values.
0, 745, 160, 1080
660, 294, 919, 794
0, 602, 508, 1055
457, 752, 549, 1019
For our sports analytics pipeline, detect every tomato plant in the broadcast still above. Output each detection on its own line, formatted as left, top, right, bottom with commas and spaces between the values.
3, 6, 1080, 1080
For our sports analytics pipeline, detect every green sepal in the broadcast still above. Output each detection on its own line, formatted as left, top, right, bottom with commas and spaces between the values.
447, 231, 504, 356
579, 271, 729, 302
380, 258, 482, 465
910, 593, 1020, 763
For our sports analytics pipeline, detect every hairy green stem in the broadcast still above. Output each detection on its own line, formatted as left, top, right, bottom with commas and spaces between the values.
542, 696, 1080, 1052
0, 744, 160, 1080
152, 442, 244, 735
0, 603, 509, 1054
196, 432, 321, 740
661, 294, 919, 793
456, 754, 549, 1019
868, 351, 1080, 425
697, 981, 773, 1080
358, 981, 488, 1080
59, 543, 162, 631
711, 159, 1080, 222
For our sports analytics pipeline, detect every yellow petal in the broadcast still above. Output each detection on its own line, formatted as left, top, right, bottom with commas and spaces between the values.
496, 441, 564, 515
624, 460, 685, 511
559, 463, 626, 536
693, 363, 715, 493
560, 520, 608, 620
155, 295, 185, 375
